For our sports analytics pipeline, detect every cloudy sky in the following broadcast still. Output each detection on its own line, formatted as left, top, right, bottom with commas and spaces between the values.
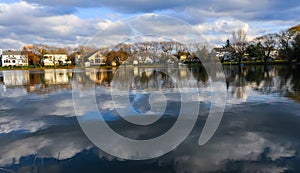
0, 0, 299, 49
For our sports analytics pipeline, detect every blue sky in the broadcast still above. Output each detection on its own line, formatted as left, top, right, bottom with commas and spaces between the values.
0, 0, 299, 49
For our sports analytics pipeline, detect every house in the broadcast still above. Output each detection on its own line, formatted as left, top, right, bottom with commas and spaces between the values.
75, 53, 82, 65
137, 56, 154, 64
85, 50, 106, 66
212, 47, 234, 61
175, 51, 190, 61
268, 49, 279, 59
43, 54, 71, 66
1, 50, 28, 67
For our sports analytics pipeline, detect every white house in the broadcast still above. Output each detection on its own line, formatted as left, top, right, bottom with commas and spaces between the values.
85, 50, 106, 66
1, 50, 28, 67
268, 49, 279, 59
43, 54, 71, 66
213, 47, 234, 61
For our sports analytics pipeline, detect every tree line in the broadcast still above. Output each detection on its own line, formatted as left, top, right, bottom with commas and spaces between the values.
21, 41, 212, 66
224, 24, 300, 64
21, 44, 95, 67
20, 24, 300, 66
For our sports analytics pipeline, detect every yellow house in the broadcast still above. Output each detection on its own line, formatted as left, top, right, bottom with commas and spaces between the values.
180, 55, 187, 61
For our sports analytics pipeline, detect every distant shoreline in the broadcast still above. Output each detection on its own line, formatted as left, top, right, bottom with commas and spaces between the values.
0, 61, 299, 71
0, 66, 76, 71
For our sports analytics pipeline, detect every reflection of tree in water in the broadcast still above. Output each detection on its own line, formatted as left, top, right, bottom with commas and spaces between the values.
94, 68, 115, 87
286, 65, 300, 102
224, 65, 300, 101
7, 65, 298, 100
131, 70, 176, 91
26, 71, 73, 94
189, 66, 209, 84
97, 67, 209, 91
225, 65, 247, 100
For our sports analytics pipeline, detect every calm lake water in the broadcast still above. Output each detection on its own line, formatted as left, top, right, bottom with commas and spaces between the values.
0, 65, 300, 173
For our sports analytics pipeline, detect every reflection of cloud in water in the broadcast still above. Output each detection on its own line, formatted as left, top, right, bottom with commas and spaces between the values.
167, 132, 294, 173
0, 101, 300, 172
0, 87, 28, 98
0, 125, 92, 166
1, 66, 300, 172
0, 90, 74, 134
159, 101, 300, 172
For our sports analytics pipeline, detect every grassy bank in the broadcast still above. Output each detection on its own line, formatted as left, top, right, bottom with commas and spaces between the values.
0, 65, 76, 71
0, 64, 166, 70
222, 60, 290, 65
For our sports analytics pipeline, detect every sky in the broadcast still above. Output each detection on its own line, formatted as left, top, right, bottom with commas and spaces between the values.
0, 0, 299, 49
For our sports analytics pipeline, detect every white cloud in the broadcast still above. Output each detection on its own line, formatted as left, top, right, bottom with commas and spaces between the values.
0, 1, 111, 49
194, 18, 250, 46
0, 0, 299, 49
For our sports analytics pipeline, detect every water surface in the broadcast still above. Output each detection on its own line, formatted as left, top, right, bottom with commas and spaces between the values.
0, 65, 300, 173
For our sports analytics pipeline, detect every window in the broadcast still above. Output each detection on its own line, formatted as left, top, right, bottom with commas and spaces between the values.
95, 54, 101, 64
12, 60, 16, 63
95, 59, 101, 63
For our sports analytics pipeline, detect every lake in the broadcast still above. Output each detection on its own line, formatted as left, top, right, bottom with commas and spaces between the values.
0, 65, 300, 173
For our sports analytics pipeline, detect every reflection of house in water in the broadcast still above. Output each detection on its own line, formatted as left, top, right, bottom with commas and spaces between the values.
26, 70, 72, 94
1, 71, 30, 86
44, 69, 72, 84
0, 72, 3, 84
86, 68, 115, 86
0, 71, 30, 95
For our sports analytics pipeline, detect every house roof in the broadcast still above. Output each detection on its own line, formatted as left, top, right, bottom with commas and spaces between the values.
213, 47, 223, 52
84, 50, 105, 60
43, 53, 68, 56
84, 50, 99, 58
213, 46, 235, 52
2, 50, 23, 56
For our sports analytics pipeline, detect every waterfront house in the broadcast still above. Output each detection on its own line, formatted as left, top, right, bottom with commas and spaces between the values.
268, 49, 279, 59
175, 51, 190, 61
212, 47, 234, 61
85, 50, 106, 66
1, 50, 28, 67
75, 53, 82, 65
43, 54, 71, 66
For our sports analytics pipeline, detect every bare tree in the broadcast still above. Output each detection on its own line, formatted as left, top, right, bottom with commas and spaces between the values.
255, 33, 279, 62
232, 29, 248, 64
161, 42, 174, 56
278, 31, 294, 63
